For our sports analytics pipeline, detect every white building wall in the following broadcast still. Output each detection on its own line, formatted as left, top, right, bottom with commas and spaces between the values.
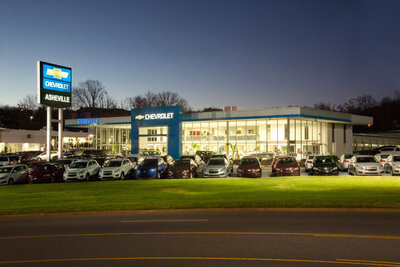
345, 125, 353, 154
334, 124, 344, 157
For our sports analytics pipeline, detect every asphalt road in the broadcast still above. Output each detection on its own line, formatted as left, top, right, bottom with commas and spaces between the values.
1, 211, 400, 266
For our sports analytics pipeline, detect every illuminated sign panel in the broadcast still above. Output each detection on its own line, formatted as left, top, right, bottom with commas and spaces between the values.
135, 113, 174, 120
37, 61, 72, 108
77, 119, 98, 125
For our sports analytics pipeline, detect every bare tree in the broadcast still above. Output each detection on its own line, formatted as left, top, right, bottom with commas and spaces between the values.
73, 80, 106, 108
313, 102, 336, 111
338, 94, 378, 113
18, 95, 38, 110
125, 91, 191, 112
100, 92, 117, 109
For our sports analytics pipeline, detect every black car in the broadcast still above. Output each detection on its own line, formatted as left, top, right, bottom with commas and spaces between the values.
180, 155, 205, 173
310, 156, 339, 175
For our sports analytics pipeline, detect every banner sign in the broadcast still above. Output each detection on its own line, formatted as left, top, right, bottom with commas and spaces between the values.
37, 61, 72, 108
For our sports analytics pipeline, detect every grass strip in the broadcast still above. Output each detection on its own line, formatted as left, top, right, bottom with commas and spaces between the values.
0, 176, 399, 215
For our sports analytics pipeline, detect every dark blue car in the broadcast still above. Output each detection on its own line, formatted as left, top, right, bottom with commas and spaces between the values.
136, 157, 167, 179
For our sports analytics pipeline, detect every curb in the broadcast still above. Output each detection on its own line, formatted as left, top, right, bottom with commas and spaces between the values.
2, 207, 400, 218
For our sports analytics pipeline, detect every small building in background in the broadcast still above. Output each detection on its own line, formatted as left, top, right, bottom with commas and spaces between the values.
223, 105, 243, 112
0, 128, 93, 153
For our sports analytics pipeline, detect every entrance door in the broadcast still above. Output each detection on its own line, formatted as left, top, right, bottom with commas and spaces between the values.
138, 126, 168, 155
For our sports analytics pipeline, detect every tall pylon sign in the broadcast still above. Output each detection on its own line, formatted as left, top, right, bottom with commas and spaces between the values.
37, 61, 72, 161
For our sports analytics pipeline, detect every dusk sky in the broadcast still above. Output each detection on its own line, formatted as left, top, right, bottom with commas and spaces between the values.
1, 0, 399, 110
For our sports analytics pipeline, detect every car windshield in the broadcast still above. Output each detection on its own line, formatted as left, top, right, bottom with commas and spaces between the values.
315, 157, 334, 164
380, 154, 390, 159
174, 160, 190, 167
0, 167, 12, 173
105, 161, 122, 167
141, 159, 158, 167
357, 157, 378, 163
0, 157, 7, 161
307, 156, 315, 160
241, 159, 259, 165
70, 162, 88, 168
208, 159, 225, 165
277, 158, 297, 165
344, 155, 353, 159
393, 156, 400, 162
180, 156, 194, 160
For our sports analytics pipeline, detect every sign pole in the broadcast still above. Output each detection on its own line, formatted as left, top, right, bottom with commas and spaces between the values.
58, 108, 63, 160
46, 106, 51, 162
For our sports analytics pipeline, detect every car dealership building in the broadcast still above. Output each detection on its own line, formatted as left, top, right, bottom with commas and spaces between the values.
65, 106, 377, 159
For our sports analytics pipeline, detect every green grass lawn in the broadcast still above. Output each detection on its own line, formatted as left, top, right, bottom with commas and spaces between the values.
1, 176, 400, 215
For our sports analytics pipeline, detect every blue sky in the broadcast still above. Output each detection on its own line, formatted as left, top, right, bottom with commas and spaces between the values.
0, 0, 399, 110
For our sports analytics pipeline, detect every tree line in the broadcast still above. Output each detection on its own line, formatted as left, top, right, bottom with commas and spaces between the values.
5, 79, 400, 132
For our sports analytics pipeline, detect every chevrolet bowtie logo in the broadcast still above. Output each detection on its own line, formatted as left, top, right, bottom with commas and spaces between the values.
135, 115, 144, 120
46, 68, 69, 79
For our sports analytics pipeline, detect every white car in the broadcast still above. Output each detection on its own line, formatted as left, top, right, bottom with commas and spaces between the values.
63, 159, 100, 181
124, 154, 144, 171
0, 165, 28, 185
348, 155, 384, 176
383, 154, 400, 175
99, 159, 133, 180
33, 151, 59, 161
374, 152, 393, 167
305, 155, 317, 172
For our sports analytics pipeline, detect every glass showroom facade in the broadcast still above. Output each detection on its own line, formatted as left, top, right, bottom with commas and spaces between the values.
65, 106, 373, 158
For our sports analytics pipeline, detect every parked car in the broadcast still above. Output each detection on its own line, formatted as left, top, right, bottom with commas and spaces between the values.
203, 158, 232, 178
271, 156, 283, 173
331, 155, 342, 170
237, 157, 262, 178
136, 157, 167, 179
124, 154, 144, 174
0, 165, 28, 185
340, 154, 353, 171
81, 150, 109, 166
55, 158, 75, 168
383, 153, 400, 175
374, 153, 393, 167
310, 156, 339, 175
372, 146, 400, 154
348, 155, 384, 176
169, 159, 198, 178
99, 159, 133, 180
210, 154, 234, 167
272, 156, 300, 176
18, 151, 42, 163
305, 155, 317, 172
161, 155, 175, 173
180, 155, 205, 173
0, 155, 18, 166
63, 159, 101, 181
32, 151, 59, 161
195, 150, 215, 163
27, 163, 65, 183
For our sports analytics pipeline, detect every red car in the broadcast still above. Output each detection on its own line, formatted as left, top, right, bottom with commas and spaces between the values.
169, 159, 198, 178
272, 156, 300, 176
237, 157, 262, 178
27, 162, 65, 183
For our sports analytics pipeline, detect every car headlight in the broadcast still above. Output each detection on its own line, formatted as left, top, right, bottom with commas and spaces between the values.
333, 167, 338, 170
113, 168, 121, 173
293, 167, 299, 170
276, 168, 281, 171
237, 168, 243, 173
150, 168, 156, 172
313, 167, 318, 170
79, 170, 85, 174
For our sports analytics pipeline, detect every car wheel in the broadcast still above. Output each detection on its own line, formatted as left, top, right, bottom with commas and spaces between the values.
391, 167, 394, 176
8, 178, 14, 185
50, 176, 55, 183
121, 173, 125, 180
85, 173, 90, 182
190, 172, 193, 178
157, 172, 160, 179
